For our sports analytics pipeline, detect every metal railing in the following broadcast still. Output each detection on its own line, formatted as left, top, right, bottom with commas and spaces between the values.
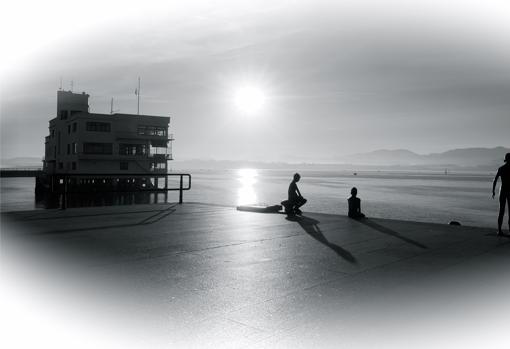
50, 173, 191, 209
148, 153, 171, 160
75, 152, 173, 160
115, 131, 171, 140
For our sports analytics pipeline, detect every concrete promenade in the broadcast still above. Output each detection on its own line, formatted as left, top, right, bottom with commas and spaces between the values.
2, 203, 510, 348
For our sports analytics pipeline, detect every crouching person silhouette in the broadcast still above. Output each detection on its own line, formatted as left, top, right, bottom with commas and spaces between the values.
282, 173, 307, 216
348, 187, 365, 219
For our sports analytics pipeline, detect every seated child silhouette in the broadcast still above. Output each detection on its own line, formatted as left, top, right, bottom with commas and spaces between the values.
348, 187, 365, 219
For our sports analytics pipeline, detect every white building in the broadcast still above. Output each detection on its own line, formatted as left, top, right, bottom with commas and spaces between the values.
44, 90, 172, 175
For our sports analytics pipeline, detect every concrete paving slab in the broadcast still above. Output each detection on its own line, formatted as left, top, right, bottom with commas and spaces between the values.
2, 203, 510, 348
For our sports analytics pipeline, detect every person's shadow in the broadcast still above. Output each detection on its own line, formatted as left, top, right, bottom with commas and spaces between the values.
288, 215, 357, 264
356, 219, 428, 249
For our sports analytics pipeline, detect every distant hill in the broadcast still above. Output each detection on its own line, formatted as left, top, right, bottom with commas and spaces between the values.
341, 147, 510, 168
341, 149, 423, 165
2, 147, 508, 170
426, 148, 509, 167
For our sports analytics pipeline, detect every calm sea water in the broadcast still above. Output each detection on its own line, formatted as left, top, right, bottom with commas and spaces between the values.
0, 169, 501, 228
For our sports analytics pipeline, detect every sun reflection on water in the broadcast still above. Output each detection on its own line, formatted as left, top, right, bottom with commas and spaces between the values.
237, 168, 258, 206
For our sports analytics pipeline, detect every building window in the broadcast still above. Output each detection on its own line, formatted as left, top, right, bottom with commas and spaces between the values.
60, 110, 68, 120
83, 142, 113, 154
58, 162, 63, 169
73, 122, 77, 132
150, 161, 166, 171
51, 129, 55, 138
70, 110, 81, 116
137, 125, 167, 137
86, 122, 111, 132
120, 162, 128, 170
68, 125, 71, 134
72, 142, 77, 154
72, 162, 77, 170
67, 144, 70, 155
149, 143, 168, 157
119, 144, 147, 156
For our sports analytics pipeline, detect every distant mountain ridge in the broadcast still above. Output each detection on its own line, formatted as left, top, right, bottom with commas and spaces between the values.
341, 147, 510, 167
2, 147, 508, 169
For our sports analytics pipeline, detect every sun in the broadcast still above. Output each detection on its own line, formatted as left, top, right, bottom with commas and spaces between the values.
234, 86, 266, 114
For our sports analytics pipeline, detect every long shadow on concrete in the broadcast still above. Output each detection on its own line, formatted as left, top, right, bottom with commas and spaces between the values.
2, 205, 184, 266
27, 205, 178, 235
20, 208, 174, 221
356, 218, 428, 249
288, 215, 357, 264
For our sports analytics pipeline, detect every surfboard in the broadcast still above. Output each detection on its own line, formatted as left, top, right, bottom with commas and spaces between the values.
236, 205, 283, 213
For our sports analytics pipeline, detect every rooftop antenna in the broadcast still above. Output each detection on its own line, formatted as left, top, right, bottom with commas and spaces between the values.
59, 77, 63, 91
70, 80, 74, 92
110, 97, 119, 114
135, 77, 141, 115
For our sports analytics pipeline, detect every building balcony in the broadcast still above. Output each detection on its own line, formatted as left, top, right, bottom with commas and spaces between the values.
116, 131, 169, 141
76, 153, 172, 161
149, 153, 171, 160
150, 167, 168, 173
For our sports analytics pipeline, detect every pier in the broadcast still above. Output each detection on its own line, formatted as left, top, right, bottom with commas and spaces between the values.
2, 203, 510, 348
0, 168, 43, 177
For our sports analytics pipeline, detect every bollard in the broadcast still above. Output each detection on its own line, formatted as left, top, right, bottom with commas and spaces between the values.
61, 176, 67, 210
179, 175, 183, 204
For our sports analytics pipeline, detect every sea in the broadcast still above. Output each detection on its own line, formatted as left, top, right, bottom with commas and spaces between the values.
0, 169, 501, 228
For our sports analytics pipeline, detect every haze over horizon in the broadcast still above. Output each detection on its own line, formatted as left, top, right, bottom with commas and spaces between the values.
1, 0, 509, 162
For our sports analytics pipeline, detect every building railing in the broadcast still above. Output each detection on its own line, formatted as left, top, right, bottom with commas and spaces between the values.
50, 173, 191, 209
76, 153, 172, 160
148, 153, 171, 160
115, 131, 170, 140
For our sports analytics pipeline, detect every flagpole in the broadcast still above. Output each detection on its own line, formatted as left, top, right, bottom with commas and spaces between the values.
137, 77, 141, 115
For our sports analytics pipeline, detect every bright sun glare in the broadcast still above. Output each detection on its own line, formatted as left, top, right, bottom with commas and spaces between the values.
234, 86, 266, 114
237, 168, 258, 205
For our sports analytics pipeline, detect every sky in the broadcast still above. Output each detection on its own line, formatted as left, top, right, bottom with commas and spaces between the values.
1, 0, 509, 162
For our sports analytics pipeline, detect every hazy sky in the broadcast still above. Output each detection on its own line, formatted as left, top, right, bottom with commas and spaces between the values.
1, 0, 509, 162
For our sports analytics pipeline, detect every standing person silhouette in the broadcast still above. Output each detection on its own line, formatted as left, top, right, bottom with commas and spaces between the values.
286, 173, 307, 216
493, 153, 510, 236
348, 187, 365, 219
